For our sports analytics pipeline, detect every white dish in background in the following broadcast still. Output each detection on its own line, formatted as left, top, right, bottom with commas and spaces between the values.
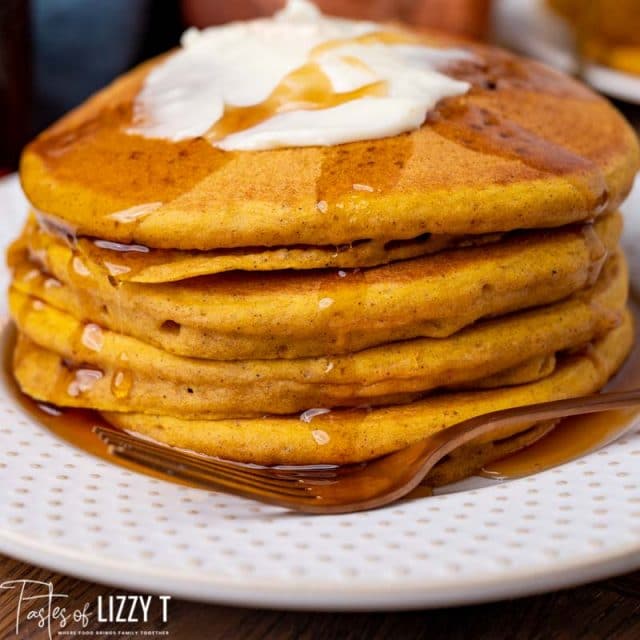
493, 0, 640, 104
0, 172, 639, 610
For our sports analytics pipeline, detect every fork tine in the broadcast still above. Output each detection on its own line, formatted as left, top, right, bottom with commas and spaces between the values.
94, 427, 315, 490
91, 388, 640, 514
109, 443, 320, 503
97, 428, 318, 497
95, 426, 340, 485
102, 440, 315, 497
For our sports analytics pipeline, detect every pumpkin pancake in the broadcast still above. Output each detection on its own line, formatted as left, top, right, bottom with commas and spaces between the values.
453, 354, 556, 390
20, 38, 638, 251
11, 333, 560, 416
8, 213, 621, 360
9, 252, 627, 418
26, 213, 504, 282
97, 313, 633, 465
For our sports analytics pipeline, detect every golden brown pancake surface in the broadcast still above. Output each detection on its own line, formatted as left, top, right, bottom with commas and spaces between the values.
20, 38, 639, 250
99, 315, 634, 465
26, 213, 505, 282
10, 251, 626, 417
9, 213, 620, 359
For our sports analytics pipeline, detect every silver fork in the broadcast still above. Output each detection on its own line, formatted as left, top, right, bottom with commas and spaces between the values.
94, 389, 640, 514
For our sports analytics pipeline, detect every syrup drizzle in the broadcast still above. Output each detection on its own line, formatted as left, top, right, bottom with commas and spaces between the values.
205, 30, 417, 144
207, 63, 386, 143
314, 133, 414, 210
482, 300, 640, 478
31, 105, 232, 216
445, 48, 597, 100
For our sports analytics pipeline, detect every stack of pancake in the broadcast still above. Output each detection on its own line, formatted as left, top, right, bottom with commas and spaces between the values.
8, 35, 639, 485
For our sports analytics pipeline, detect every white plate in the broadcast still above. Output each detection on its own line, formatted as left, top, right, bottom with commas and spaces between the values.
1, 173, 640, 611
493, 0, 640, 104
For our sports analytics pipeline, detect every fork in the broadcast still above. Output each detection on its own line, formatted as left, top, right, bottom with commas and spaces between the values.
94, 389, 640, 514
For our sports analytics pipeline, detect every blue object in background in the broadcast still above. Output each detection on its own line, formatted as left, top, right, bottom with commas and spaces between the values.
32, 0, 151, 128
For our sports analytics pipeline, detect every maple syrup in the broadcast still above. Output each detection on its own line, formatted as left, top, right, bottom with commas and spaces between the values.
205, 31, 420, 145
207, 62, 386, 144
426, 102, 609, 217
482, 300, 640, 478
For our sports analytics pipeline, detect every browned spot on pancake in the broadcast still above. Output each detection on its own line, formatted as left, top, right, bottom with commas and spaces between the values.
315, 133, 414, 208
427, 101, 609, 213
445, 46, 596, 100
31, 103, 232, 212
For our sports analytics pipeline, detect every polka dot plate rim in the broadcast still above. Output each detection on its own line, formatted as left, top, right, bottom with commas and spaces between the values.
0, 173, 639, 611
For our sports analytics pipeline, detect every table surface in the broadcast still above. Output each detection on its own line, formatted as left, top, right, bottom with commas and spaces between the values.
2, 552, 640, 639
1, 103, 640, 640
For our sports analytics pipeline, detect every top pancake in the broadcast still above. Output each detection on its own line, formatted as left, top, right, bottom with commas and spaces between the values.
20, 36, 639, 250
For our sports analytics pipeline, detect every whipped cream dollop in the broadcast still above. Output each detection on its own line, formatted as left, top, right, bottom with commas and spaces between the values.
130, 0, 472, 150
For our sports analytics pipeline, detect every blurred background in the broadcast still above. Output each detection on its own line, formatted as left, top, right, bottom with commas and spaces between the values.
1, 0, 639, 174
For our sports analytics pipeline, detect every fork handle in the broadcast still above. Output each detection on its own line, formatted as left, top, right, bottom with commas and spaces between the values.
416, 389, 640, 478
